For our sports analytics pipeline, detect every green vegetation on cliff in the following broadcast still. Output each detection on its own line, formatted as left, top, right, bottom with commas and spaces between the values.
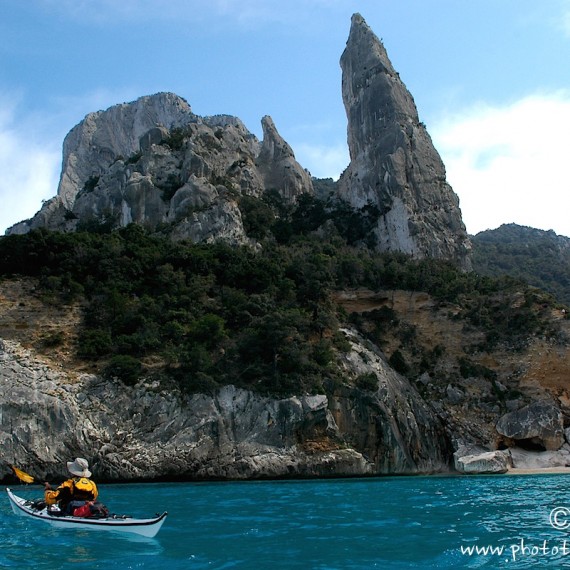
472, 224, 570, 305
0, 215, 566, 395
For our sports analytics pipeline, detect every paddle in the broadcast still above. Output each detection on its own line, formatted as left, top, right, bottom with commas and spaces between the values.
11, 466, 35, 484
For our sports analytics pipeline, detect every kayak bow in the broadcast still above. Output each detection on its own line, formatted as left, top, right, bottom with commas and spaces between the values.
6, 488, 167, 538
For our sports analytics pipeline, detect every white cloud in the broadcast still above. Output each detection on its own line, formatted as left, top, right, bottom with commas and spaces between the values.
0, 86, 146, 235
0, 97, 60, 234
431, 92, 570, 238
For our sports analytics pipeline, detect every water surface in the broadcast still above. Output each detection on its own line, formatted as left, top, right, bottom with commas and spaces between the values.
2, 474, 570, 569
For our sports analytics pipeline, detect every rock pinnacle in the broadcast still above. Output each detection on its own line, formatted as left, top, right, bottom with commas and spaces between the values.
338, 13, 471, 268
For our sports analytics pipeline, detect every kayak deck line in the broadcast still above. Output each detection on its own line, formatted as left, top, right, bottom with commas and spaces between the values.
6, 487, 167, 538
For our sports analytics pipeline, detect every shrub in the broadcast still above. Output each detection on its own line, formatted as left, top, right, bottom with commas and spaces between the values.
42, 331, 65, 347
239, 196, 275, 239
104, 355, 143, 386
459, 357, 496, 380
389, 349, 409, 375
163, 127, 189, 151
0, 217, 563, 397
125, 151, 142, 165
82, 175, 100, 193
355, 372, 378, 391
77, 329, 112, 360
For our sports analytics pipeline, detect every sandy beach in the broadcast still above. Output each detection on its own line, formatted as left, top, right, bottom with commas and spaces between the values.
508, 466, 570, 475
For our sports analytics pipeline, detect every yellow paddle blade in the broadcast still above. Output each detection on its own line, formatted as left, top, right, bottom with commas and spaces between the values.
11, 466, 35, 484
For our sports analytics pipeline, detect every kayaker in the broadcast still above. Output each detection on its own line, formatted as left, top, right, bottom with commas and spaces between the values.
44, 457, 98, 514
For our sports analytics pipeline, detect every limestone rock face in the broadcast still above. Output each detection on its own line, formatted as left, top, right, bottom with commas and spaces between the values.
0, 339, 367, 481
496, 401, 565, 451
331, 328, 451, 474
509, 446, 570, 470
337, 14, 471, 268
59, 92, 196, 209
7, 96, 312, 243
454, 450, 512, 474
0, 331, 450, 482
256, 116, 313, 203
7, 14, 471, 268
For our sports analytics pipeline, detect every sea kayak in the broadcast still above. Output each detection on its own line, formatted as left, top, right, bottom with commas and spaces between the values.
6, 488, 167, 538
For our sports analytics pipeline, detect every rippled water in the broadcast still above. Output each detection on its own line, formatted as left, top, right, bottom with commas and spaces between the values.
2, 474, 570, 569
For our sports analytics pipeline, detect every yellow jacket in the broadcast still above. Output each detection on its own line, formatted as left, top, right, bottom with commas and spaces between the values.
45, 477, 98, 506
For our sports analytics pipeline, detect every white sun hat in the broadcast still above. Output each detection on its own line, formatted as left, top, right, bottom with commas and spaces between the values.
67, 457, 92, 478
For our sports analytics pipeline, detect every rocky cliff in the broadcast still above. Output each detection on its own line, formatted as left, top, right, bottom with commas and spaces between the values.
1, 274, 569, 482
0, 330, 450, 482
337, 14, 471, 268
8, 95, 312, 243
8, 14, 470, 270
4, 13, 567, 483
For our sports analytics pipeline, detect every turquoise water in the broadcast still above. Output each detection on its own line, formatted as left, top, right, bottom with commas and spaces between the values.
2, 474, 570, 569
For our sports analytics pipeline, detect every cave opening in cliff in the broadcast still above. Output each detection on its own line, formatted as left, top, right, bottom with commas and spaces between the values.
516, 438, 547, 452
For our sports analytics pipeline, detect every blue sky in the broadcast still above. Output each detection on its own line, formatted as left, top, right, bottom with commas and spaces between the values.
1, 0, 570, 237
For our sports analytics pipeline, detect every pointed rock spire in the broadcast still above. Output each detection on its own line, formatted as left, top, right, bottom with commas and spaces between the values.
256, 115, 313, 203
338, 13, 471, 268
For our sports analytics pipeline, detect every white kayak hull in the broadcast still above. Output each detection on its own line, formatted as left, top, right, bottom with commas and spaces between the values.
6, 488, 167, 538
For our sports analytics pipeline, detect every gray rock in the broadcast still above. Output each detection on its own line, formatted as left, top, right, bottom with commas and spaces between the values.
59, 92, 196, 209
0, 340, 370, 481
509, 446, 570, 470
139, 126, 169, 152
446, 384, 464, 405
6, 14, 472, 266
6, 99, 310, 244
256, 115, 313, 203
417, 372, 431, 386
496, 401, 565, 451
332, 328, 452, 474
0, 331, 451, 482
506, 399, 523, 412
337, 13, 471, 268
454, 450, 512, 474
